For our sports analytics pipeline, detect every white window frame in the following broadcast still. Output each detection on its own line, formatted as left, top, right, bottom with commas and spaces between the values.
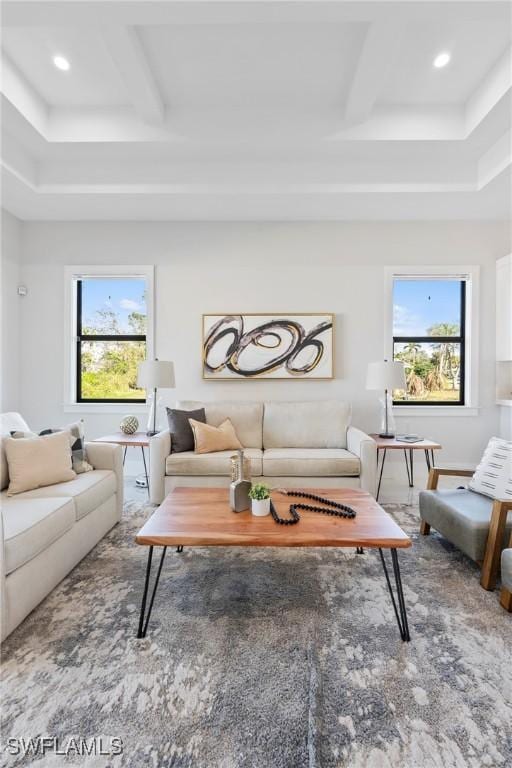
64, 265, 154, 413
384, 265, 480, 416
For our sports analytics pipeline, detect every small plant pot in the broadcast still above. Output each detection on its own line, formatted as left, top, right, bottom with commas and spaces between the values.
251, 498, 270, 517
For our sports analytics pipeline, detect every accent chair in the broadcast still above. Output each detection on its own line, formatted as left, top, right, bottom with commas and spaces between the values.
419, 468, 512, 592
500, 535, 512, 611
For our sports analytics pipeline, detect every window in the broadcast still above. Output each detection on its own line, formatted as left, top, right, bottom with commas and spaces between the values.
74, 273, 150, 403
392, 278, 466, 405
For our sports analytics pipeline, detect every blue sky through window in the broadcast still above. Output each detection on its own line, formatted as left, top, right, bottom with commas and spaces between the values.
81, 278, 146, 334
393, 280, 461, 336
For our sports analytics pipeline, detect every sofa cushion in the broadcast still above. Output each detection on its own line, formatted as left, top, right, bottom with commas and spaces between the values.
15, 470, 117, 521
2, 496, 75, 575
177, 401, 263, 448
0, 412, 30, 491
502, 549, 512, 592
263, 448, 360, 477
166, 448, 263, 477
419, 488, 512, 563
263, 401, 351, 449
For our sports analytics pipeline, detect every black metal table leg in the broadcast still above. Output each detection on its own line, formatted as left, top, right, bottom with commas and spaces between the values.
141, 446, 149, 495
123, 446, 127, 466
409, 448, 414, 487
356, 547, 364, 554
431, 449, 435, 467
376, 448, 386, 500
137, 546, 167, 638
425, 449, 431, 472
176, 545, 184, 553
403, 449, 412, 487
379, 548, 411, 642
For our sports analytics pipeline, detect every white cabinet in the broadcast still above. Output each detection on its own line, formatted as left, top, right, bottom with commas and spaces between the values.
496, 254, 512, 406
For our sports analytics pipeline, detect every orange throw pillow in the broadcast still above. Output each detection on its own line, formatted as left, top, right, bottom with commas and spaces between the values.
188, 418, 243, 454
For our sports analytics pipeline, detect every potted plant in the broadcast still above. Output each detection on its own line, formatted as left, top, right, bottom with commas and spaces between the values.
248, 483, 271, 517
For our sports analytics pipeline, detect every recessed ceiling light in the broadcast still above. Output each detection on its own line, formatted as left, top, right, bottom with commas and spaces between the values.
433, 52, 451, 69
53, 55, 70, 71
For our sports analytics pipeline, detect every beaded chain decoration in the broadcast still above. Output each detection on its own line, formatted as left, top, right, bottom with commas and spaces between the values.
270, 489, 357, 526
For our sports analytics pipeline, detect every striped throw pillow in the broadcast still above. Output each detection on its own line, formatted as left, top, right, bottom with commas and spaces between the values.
469, 437, 512, 500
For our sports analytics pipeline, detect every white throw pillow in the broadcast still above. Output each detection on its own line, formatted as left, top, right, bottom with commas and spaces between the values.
4, 431, 76, 496
469, 437, 512, 500
10, 421, 93, 474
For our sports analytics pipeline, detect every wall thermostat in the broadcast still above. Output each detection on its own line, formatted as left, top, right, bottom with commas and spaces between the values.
17, 285, 27, 296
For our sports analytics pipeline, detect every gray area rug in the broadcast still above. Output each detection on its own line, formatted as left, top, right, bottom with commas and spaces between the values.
1, 499, 511, 768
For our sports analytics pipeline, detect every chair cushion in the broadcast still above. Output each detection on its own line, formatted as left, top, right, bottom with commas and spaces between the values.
166, 448, 263, 477
2, 496, 75, 575
15, 470, 117, 521
262, 448, 360, 477
469, 437, 512, 500
502, 549, 512, 592
177, 401, 263, 448
263, 401, 351, 449
419, 489, 512, 563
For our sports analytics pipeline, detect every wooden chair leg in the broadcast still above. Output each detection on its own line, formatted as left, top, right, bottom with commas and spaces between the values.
480, 500, 508, 591
500, 587, 512, 612
419, 469, 439, 536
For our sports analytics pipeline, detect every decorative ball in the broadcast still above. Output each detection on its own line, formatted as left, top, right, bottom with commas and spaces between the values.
120, 415, 139, 435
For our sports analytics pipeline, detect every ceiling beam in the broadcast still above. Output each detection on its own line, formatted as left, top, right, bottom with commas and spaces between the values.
100, 26, 164, 124
478, 130, 511, 188
344, 20, 403, 126
1, 54, 48, 136
465, 45, 511, 136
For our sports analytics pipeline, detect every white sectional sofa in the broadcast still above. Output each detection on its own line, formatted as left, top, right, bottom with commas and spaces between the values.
150, 400, 377, 505
0, 413, 123, 640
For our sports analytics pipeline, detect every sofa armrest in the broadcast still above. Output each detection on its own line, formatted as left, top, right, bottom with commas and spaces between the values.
149, 430, 171, 505
85, 442, 123, 520
347, 426, 377, 497
0, 508, 6, 641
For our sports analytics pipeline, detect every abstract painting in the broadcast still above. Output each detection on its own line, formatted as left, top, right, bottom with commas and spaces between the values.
202, 314, 334, 379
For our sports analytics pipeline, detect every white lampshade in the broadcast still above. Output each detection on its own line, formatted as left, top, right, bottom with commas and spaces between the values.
366, 360, 406, 391
137, 360, 175, 389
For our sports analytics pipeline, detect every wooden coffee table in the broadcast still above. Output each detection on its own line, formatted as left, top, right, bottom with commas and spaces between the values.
135, 487, 412, 642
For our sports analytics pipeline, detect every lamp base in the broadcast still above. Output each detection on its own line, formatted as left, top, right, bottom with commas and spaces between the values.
146, 430, 158, 437
378, 432, 395, 439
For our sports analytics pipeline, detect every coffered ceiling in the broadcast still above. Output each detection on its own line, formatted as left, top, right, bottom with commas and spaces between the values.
1, 0, 511, 220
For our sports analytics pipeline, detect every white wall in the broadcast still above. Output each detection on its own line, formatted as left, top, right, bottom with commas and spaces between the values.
499, 407, 512, 440
1, 210, 22, 412
16, 220, 510, 485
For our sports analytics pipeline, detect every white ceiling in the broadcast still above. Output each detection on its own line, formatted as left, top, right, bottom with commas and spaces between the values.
380, 19, 511, 105
138, 23, 367, 110
1, 0, 511, 221
2, 27, 128, 106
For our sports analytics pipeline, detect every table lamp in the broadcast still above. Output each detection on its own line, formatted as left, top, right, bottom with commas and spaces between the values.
137, 359, 175, 436
366, 360, 406, 439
